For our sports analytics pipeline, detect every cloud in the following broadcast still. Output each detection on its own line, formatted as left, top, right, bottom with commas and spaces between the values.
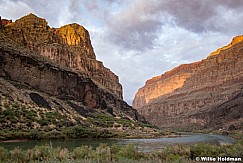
106, 0, 164, 51
0, 0, 33, 20
173, 0, 243, 33
92, 9, 242, 104
155, 0, 243, 33
0, 0, 242, 105
205, 5, 243, 34
105, 0, 243, 52
23, 0, 72, 27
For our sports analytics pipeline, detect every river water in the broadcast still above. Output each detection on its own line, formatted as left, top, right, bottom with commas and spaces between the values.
0, 133, 236, 153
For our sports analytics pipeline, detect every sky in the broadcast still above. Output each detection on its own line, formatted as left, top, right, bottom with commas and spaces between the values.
0, 0, 243, 104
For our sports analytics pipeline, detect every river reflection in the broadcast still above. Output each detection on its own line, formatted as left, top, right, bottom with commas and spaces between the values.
0, 133, 236, 153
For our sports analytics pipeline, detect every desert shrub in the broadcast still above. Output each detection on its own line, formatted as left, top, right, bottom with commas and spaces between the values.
0, 147, 8, 161
72, 146, 95, 159
42, 130, 63, 139
116, 144, 144, 160
3, 108, 15, 117
0, 140, 242, 162
25, 110, 37, 120
10, 147, 26, 162
151, 145, 190, 162
13, 109, 22, 118
53, 147, 69, 161
190, 143, 223, 159
0, 130, 28, 140
74, 126, 89, 138
29, 129, 41, 139
26, 145, 51, 161
95, 114, 115, 122
0, 115, 5, 123
117, 119, 131, 127
38, 119, 48, 126
27, 146, 69, 162
135, 122, 158, 129
62, 126, 88, 138
60, 125, 113, 139
45, 112, 58, 124
95, 143, 111, 161
222, 141, 243, 157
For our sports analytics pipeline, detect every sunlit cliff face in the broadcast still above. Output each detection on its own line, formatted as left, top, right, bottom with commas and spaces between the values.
132, 63, 200, 109
1, 13, 123, 99
133, 35, 243, 109
209, 35, 243, 56
133, 35, 243, 128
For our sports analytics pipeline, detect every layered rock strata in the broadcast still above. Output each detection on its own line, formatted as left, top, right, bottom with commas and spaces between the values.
0, 13, 122, 99
0, 14, 146, 123
133, 36, 243, 129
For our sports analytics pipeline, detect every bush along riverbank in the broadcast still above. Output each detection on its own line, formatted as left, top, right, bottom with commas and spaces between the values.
0, 135, 242, 163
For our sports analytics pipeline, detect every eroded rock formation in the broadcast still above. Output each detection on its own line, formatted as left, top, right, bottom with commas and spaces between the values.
0, 14, 146, 123
133, 36, 243, 129
0, 13, 122, 99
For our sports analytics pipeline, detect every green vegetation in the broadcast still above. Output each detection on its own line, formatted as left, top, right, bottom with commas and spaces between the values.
0, 139, 242, 163
1, 100, 243, 162
0, 102, 70, 128
0, 126, 115, 140
0, 102, 118, 140
0, 101, 163, 140
0, 98, 165, 140
90, 113, 158, 129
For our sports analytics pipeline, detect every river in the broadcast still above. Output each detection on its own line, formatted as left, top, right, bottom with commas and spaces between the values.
0, 133, 236, 153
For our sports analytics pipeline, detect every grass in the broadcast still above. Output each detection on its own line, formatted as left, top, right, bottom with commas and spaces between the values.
0, 99, 242, 162
0, 138, 242, 163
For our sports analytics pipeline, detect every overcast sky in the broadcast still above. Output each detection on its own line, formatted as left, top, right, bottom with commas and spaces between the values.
0, 0, 243, 104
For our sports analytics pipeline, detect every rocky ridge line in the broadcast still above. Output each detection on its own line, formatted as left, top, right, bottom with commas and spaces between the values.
0, 13, 122, 99
0, 13, 151, 137
133, 35, 243, 129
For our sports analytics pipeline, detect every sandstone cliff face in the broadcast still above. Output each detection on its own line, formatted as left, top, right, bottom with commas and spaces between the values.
0, 13, 122, 99
0, 14, 146, 124
132, 62, 201, 109
133, 36, 243, 129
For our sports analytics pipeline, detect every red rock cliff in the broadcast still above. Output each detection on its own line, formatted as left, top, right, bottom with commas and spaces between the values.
133, 36, 243, 129
0, 13, 122, 99
0, 14, 147, 124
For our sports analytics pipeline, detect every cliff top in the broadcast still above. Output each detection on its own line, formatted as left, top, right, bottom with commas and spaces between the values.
209, 35, 243, 57
145, 62, 201, 85
57, 23, 90, 46
6, 13, 48, 28
0, 13, 95, 57
145, 35, 243, 86
0, 13, 123, 99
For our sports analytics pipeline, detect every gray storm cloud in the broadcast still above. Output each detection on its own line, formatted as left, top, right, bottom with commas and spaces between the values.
105, 0, 243, 51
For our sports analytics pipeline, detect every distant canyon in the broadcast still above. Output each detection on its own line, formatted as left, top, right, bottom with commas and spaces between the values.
133, 36, 243, 130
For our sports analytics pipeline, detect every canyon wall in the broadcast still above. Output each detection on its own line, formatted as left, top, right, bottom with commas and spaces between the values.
0, 14, 146, 123
0, 13, 122, 99
133, 36, 243, 129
